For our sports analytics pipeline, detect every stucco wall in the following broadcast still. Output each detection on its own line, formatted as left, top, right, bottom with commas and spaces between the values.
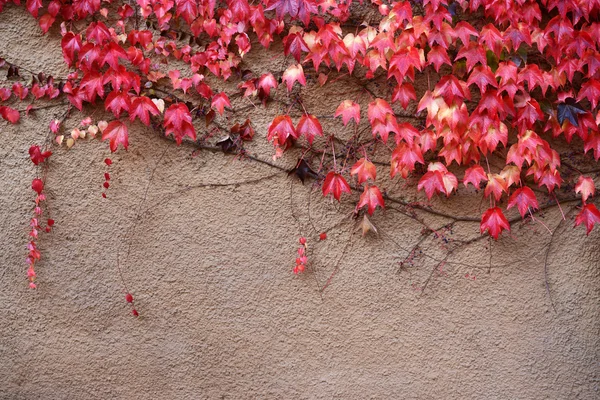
1, 6, 599, 399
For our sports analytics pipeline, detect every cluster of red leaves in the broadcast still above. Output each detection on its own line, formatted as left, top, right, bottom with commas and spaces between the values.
0, 0, 597, 266
26, 146, 54, 289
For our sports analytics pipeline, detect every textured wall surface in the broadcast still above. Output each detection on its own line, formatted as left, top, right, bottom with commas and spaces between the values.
1, 6, 599, 400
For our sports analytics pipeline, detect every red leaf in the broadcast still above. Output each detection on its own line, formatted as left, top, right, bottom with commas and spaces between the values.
267, 115, 297, 146
164, 103, 197, 145
0, 106, 20, 123
211, 92, 231, 115
257, 73, 277, 98
480, 207, 510, 239
575, 176, 596, 203
85, 21, 111, 44
507, 187, 538, 218
357, 185, 385, 215
38, 14, 55, 34
175, 0, 198, 24
26, 0, 42, 17
322, 172, 351, 201
129, 96, 160, 126
584, 131, 600, 161
104, 90, 131, 118
32, 178, 44, 194
367, 98, 393, 124
427, 45, 451, 72
283, 31, 309, 63
484, 173, 507, 201
455, 41, 487, 72
29, 145, 52, 165
391, 82, 417, 109
335, 100, 360, 126
101, 42, 128, 70
281, 64, 306, 91
575, 203, 600, 235
296, 114, 323, 144
418, 162, 457, 199
467, 65, 498, 94
463, 165, 487, 188
417, 170, 445, 200
101, 120, 129, 152
350, 158, 376, 184
390, 142, 424, 178
0, 88, 11, 101
61, 32, 82, 66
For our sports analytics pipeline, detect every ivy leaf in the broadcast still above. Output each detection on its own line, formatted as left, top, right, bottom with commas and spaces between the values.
289, 159, 317, 184
257, 73, 277, 99
418, 162, 458, 199
463, 165, 487, 188
267, 115, 297, 146
175, 0, 198, 24
29, 145, 52, 165
334, 100, 360, 126
357, 185, 385, 215
296, 114, 323, 144
283, 31, 309, 63
129, 96, 160, 126
480, 207, 510, 239
575, 203, 600, 235
101, 120, 129, 152
281, 64, 306, 92
211, 92, 231, 115
484, 173, 507, 201
322, 172, 351, 201
557, 101, 585, 127
367, 98, 393, 124
358, 214, 378, 236
350, 158, 377, 184
61, 32, 81, 66
575, 176, 596, 203
163, 103, 196, 145
0, 106, 20, 123
417, 171, 445, 200
507, 186, 538, 218
104, 90, 131, 118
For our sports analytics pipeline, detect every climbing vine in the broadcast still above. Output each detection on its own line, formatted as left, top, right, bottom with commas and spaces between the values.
2, 0, 599, 314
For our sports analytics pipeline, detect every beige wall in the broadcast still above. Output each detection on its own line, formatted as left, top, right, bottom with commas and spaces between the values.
1, 6, 599, 399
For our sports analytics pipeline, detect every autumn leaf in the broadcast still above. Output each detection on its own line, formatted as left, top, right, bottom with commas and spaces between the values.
480, 207, 510, 239
350, 158, 376, 184
463, 165, 487, 188
129, 96, 160, 126
335, 100, 360, 126
163, 103, 196, 145
358, 214, 378, 236
557, 101, 585, 127
322, 172, 351, 201
0, 106, 20, 124
289, 159, 317, 184
281, 64, 306, 91
575, 176, 596, 203
283, 31, 309, 63
267, 115, 297, 146
357, 185, 385, 215
101, 120, 129, 152
29, 145, 52, 165
104, 90, 131, 118
507, 187, 538, 218
296, 114, 323, 144
575, 203, 600, 235
211, 92, 231, 115
367, 98, 393, 124
484, 173, 507, 201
